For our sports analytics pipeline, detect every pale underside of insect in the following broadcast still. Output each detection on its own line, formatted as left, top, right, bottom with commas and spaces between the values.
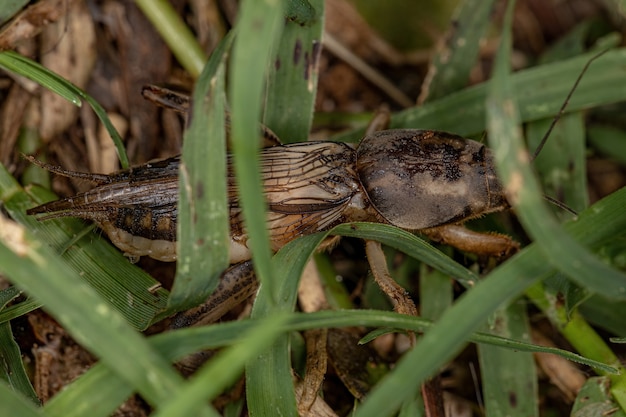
27, 128, 518, 265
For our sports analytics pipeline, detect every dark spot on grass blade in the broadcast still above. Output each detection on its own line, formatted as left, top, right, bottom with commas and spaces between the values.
196, 181, 204, 199
293, 38, 302, 65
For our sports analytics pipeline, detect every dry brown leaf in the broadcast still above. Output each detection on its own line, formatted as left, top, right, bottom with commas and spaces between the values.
39, 0, 96, 141
325, 0, 405, 66
0, 0, 74, 50
0, 83, 31, 166
532, 329, 586, 402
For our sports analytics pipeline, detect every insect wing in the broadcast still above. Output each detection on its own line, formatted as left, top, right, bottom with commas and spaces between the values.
229, 141, 364, 251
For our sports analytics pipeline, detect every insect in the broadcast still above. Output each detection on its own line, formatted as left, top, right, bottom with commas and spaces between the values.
26, 127, 517, 262
26, 43, 603, 327
26, 116, 518, 324
30, 38, 606, 324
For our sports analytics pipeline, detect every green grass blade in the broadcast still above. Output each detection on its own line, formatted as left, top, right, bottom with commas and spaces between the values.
228, 2, 292, 414
153, 314, 289, 417
528, 114, 587, 214
486, 9, 626, 300
587, 124, 626, 165
229, 0, 284, 302
247, 231, 330, 417
135, 0, 207, 77
0, 51, 81, 106
0, 287, 36, 325
420, 0, 496, 102
0, 167, 167, 330
413, 49, 626, 134
0, 323, 39, 405
527, 22, 590, 215
0, 216, 214, 415
333, 49, 626, 142
352, 186, 626, 417
263, 0, 323, 142
170, 34, 232, 310
572, 376, 623, 415
478, 302, 538, 416
0, 381, 42, 417
0, 1, 28, 26
0, 51, 128, 168
332, 223, 478, 287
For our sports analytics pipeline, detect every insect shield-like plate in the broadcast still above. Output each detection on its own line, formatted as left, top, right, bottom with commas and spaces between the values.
356, 129, 508, 231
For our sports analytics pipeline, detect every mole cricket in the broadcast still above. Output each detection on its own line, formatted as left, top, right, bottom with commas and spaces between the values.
26, 54, 597, 326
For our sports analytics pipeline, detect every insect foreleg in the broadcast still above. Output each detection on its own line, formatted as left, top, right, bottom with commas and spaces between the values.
422, 224, 520, 259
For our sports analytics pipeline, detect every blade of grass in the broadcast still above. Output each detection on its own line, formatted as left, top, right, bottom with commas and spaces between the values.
247, 232, 330, 416
0, 381, 42, 417
527, 22, 590, 216
529, 114, 587, 215
227, 2, 290, 414
165, 309, 617, 373
352, 186, 626, 417
0, 323, 39, 405
0, 169, 168, 330
0, 216, 213, 416
486, 6, 626, 300
0, 51, 81, 105
587, 124, 626, 165
229, 0, 284, 305
478, 302, 538, 416
135, 0, 207, 77
419, 263, 453, 320
152, 313, 290, 417
333, 49, 626, 142
571, 376, 620, 415
170, 34, 232, 310
0, 1, 28, 26
0, 51, 129, 168
245, 3, 324, 410
419, 0, 496, 103
263, 0, 323, 142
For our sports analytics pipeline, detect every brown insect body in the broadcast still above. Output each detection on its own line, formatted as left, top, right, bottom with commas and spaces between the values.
27, 129, 512, 262
28, 156, 181, 261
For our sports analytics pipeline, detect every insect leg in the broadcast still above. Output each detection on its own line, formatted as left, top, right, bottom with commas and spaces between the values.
364, 105, 391, 135
364, 240, 418, 342
423, 224, 520, 259
170, 261, 258, 329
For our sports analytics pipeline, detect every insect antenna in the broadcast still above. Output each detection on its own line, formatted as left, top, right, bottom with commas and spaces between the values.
542, 195, 578, 216
530, 49, 609, 216
531, 49, 608, 161
22, 154, 112, 185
